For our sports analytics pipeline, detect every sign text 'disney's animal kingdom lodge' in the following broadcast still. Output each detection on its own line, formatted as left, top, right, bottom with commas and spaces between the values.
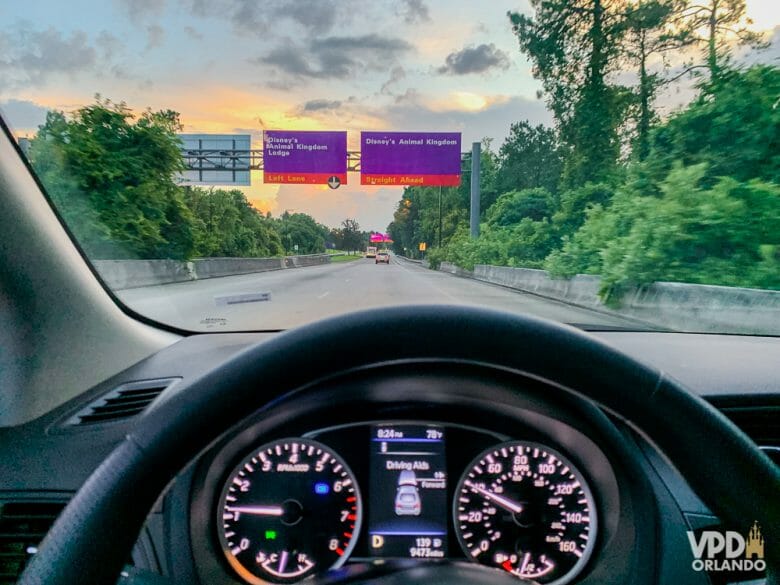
263, 131, 347, 185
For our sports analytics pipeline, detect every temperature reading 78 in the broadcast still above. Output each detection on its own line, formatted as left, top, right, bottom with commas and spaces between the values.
427, 429, 443, 439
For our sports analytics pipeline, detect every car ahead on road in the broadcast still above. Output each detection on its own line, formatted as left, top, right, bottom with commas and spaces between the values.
376, 250, 390, 264
365, 246, 377, 258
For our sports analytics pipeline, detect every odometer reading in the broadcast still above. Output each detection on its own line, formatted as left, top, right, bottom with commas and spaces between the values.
218, 439, 362, 584
454, 441, 597, 584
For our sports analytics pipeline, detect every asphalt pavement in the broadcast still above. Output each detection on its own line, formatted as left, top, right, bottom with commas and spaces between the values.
118, 255, 641, 331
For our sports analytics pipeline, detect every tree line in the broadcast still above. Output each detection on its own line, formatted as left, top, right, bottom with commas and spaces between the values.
387, 0, 779, 296
27, 98, 370, 260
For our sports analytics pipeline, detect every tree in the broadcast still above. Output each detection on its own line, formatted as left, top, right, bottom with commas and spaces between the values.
495, 122, 563, 194
620, 0, 695, 159
487, 188, 556, 227
183, 188, 283, 257
509, 0, 628, 187
546, 164, 780, 294
275, 212, 327, 254
646, 65, 780, 184
679, 0, 767, 80
337, 219, 364, 254
28, 98, 194, 259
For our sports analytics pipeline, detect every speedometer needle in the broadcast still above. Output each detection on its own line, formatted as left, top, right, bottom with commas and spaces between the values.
226, 505, 284, 516
464, 481, 524, 514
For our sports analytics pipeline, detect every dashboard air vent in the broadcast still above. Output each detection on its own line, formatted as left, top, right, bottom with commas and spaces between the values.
67, 378, 179, 426
0, 501, 65, 584
712, 398, 780, 467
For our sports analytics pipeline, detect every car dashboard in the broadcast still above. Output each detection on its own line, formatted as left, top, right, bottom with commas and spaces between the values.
0, 331, 777, 585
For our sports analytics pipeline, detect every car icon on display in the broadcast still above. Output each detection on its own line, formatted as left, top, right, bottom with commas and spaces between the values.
394, 470, 421, 516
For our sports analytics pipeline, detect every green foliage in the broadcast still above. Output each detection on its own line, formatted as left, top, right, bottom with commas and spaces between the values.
184, 188, 283, 257
509, 0, 627, 186
546, 164, 780, 294
646, 66, 780, 184
332, 219, 365, 253
487, 188, 556, 227
386, 184, 469, 257
28, 98, 341, 261
29, 98, 194, 259
552, 182, 615, 236
495, 122, 562, 194
275, 212, 328, 255
681, 0, 768, 79
397, 63, 779, 298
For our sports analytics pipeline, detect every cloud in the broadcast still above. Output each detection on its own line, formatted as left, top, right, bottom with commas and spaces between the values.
96, 31, 123, 61
273, 0, 340, 33
257, 34, 413, 83
437, 43, 511, 75
0, 26, 97, 90
0, 98, 50, 132
116, 0, 166, 24
380, 66, 406, 95
398, 0, 431, 24
183, 0, 352, 36
146, 25, 165, 50
310, 35, 413, 53
301, 99, 343, 112
231, 0, 271, 34
380, 94, 553, 145
183, 26, 203, 41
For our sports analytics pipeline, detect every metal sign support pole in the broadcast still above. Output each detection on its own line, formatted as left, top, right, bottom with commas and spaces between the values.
470, 142, 481, 238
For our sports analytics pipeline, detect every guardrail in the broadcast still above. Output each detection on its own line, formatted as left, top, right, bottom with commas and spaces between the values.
433, 262, 780, 335
94, 254, 331, 290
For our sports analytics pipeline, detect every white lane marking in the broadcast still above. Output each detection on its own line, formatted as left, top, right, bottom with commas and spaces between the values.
317, 291, 330, 299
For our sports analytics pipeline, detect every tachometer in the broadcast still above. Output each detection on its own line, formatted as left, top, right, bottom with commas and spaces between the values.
454, 441, 596, 584
217, 438, 362, 584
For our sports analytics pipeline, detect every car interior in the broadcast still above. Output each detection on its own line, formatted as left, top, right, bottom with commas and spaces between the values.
1, 0, 780, 581
0, 114, 778, 585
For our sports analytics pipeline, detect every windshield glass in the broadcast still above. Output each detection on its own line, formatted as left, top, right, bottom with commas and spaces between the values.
2, 1, 778, 333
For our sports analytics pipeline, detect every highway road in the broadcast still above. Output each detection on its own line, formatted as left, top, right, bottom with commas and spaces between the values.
118, 256, 643, 331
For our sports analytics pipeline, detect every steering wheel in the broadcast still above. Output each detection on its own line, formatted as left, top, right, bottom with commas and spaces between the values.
18, 306, 779, 584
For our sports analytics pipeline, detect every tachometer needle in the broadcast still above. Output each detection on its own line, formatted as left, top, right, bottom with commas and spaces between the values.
464, 481, 524, 514
226, 505, 284, 516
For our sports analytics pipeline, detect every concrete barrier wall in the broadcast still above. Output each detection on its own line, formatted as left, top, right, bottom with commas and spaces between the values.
93, 260, 196, 289
619, 281, 780, 334
433, 263, 780, 334
192, 257, 284, 279
474, 266, 603, 308
94, 254, 331, 290
439, 262, 474, 278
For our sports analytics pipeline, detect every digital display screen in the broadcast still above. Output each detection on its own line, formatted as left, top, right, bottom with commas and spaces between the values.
368, 424, 448, 559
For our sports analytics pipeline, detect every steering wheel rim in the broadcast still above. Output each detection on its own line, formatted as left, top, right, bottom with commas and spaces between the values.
19, 305, 779, 584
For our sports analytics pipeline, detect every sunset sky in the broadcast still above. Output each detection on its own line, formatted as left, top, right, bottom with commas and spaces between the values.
1, 0, 778, 231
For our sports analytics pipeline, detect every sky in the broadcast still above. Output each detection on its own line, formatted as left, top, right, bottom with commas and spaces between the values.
1, 0, 778, 231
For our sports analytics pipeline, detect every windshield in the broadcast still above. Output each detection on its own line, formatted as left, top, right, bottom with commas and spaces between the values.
2, 1, 778, 334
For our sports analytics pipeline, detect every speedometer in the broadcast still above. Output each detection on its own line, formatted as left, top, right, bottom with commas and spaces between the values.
454, 441, 597, 584
217, 438, 362, 584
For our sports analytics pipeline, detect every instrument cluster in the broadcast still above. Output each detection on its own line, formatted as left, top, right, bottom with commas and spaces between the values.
215, 422, 598, 585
